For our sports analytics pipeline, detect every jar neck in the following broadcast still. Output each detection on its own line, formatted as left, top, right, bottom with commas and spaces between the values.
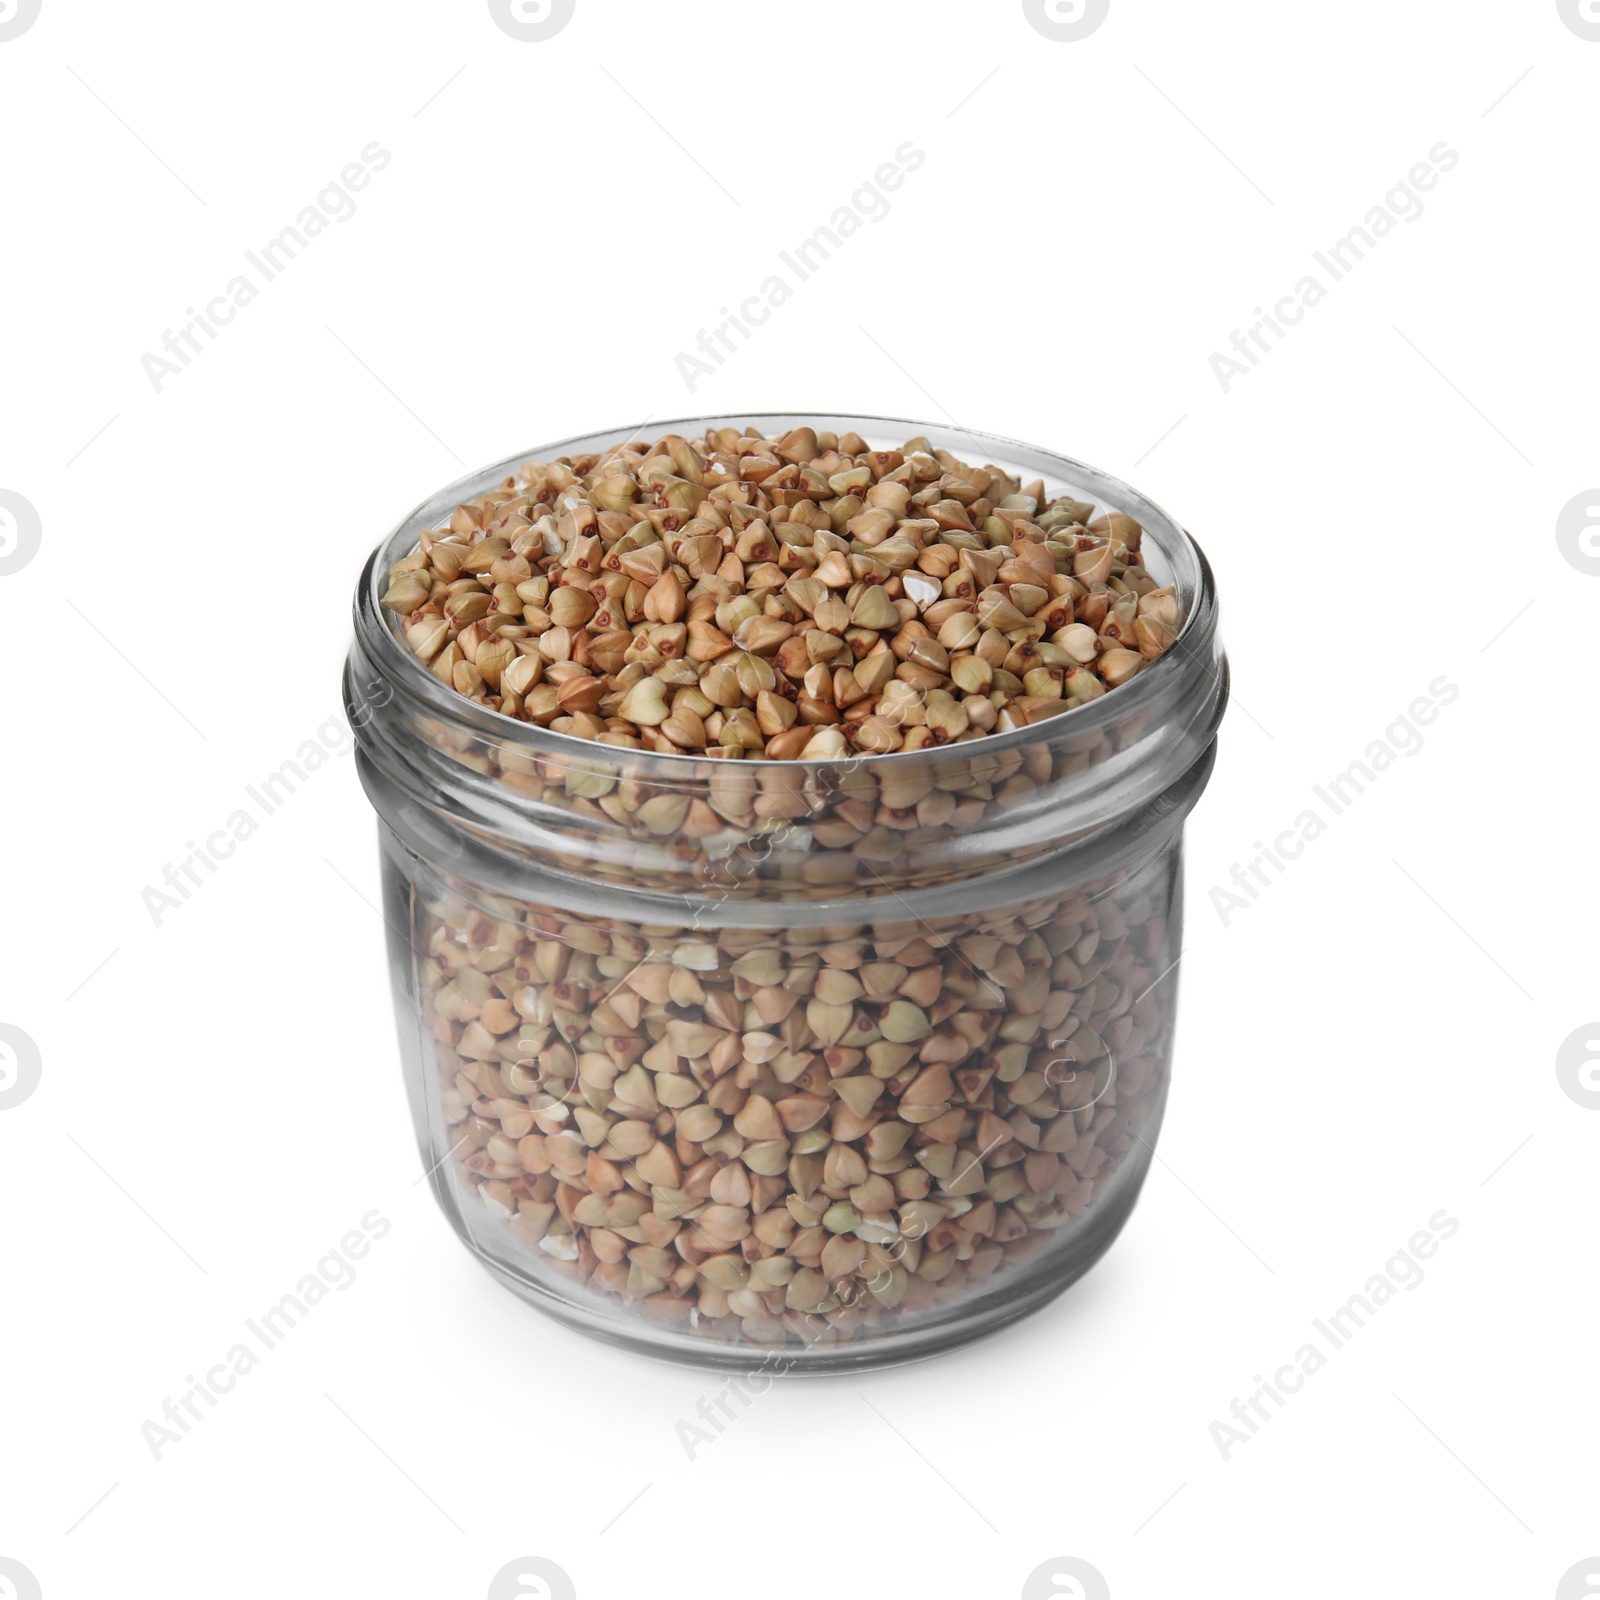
360, 740, 1215, 929
344, 423, 1227, 899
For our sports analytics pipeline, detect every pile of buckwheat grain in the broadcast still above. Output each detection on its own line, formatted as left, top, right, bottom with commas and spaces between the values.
382, 424, 1177, 757
429, 874, 1170, 1346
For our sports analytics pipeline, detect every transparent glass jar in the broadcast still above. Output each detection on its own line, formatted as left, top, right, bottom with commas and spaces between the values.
344, 415, 1228, 1372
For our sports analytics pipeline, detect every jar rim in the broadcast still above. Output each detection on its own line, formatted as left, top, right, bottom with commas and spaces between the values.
351, 412, 1223, 777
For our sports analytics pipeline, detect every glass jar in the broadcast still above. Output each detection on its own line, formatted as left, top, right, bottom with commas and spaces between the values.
344, 414, 1227, 1372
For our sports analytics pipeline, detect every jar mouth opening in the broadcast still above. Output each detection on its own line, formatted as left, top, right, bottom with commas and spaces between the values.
353, 412, 1220, 774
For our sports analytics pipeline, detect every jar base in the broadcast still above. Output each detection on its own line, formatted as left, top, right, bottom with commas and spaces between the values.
442, 1155, 1152, 1375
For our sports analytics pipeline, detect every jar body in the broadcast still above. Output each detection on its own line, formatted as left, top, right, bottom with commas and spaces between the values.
347, 415, 1227, 1371
375, 773, 1195, 1371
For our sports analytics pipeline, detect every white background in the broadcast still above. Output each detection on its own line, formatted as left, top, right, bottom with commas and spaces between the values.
2, 2, 1596, 1597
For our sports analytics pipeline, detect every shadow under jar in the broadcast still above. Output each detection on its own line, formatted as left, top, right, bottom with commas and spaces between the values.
344, 415, 1228, 1372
